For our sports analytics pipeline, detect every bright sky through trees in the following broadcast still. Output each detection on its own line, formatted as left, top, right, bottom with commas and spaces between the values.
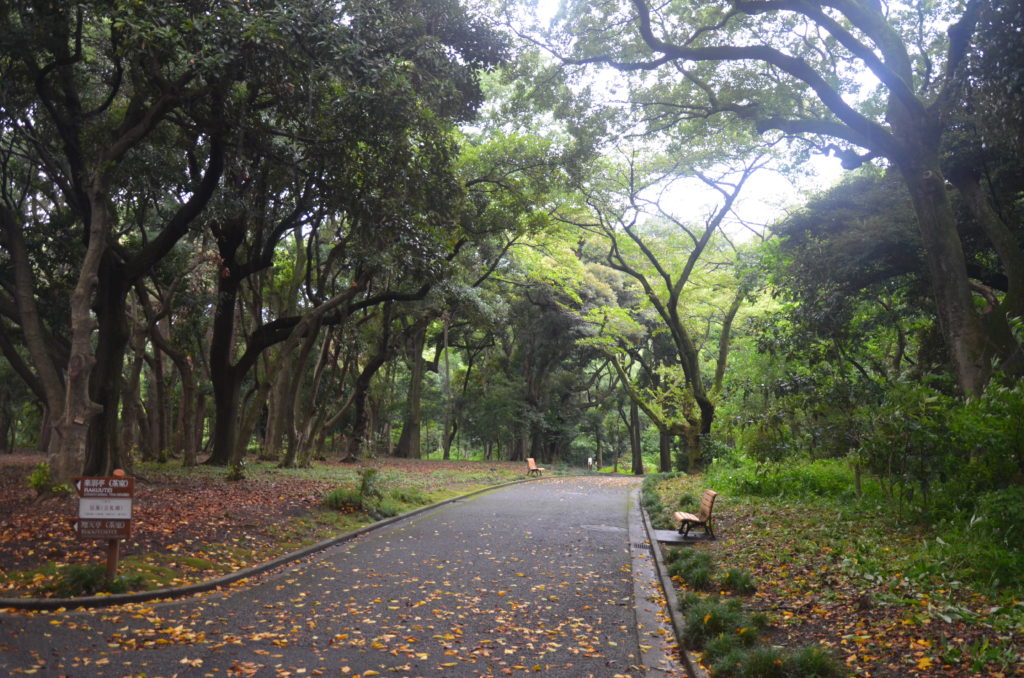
522, 0, 848, 238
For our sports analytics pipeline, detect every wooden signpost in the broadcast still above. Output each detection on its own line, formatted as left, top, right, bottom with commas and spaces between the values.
72, 469, 133, 578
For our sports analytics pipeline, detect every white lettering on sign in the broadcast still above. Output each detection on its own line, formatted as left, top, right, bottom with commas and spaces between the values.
79, 497, 133, 519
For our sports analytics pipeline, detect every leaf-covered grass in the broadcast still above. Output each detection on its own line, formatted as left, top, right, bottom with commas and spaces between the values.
0, 456, 525, 598
650, 470, 1024, 677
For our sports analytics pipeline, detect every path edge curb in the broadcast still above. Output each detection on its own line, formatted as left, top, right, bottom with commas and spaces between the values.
639, 500, 710, 678
0, 478, 535, 612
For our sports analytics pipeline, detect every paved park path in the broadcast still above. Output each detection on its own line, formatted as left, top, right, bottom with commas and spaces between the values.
0, 476, 684, 677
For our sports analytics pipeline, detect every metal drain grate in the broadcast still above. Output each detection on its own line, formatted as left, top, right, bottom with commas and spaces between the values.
632, 542, 652, 551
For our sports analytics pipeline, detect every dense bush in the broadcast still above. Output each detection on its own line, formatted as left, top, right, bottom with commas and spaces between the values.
707, 455, 864, 501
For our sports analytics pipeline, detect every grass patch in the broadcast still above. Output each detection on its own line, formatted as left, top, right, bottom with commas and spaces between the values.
41, 564, 147, 598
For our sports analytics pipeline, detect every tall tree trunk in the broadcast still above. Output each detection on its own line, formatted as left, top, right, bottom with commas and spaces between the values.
713, 288, 745, 395
948, 171, 1024, 373
232, 379, 271, 466
179, 359, 199, 468
1, 207, 66, 469
36, 407, 52, 454
630, 400, 644, 475
144, 351, 169, 462
84, 253, 131, 475
342, 308, 394, 462
899, 160, 992, 394
294, 335, 334, 466
441, 317, 454, 461
659, 428, 672, 473
278, 328, 321, 468
121, 324, 147, 460
143, 370, 161, 461
207, 267, 243, 466
343, 357, 387, 462
395, 319, 429, 459
264, 355, 291, 463
50, 182, 114, 482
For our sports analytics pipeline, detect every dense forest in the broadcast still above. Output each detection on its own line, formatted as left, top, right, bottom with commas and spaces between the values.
1, 0, 1021, 520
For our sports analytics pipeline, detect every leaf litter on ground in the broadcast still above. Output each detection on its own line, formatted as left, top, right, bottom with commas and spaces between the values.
652, 474, 1023, 678
0, 454, 524, 599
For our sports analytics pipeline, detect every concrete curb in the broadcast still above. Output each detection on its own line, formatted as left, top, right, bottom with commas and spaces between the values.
639, 502, 710, 678
0, 478, 534, 612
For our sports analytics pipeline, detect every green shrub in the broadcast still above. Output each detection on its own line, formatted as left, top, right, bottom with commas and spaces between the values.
675, 591, 700, 612
687, 561, 716, 591
681, 597, 752, 649
662, 545, 688, 565
226, 459, 246, 482
972, 487, 1024, 548
786, 645, 846, 678
324, 469, 402, 518
369, 498, 402, 519
323, 487, 362, 511
737, 646, 788, 678
666, 548, 717, 590
721, 568, 757, 595
710, 646, 750, 677
28, 462, 52, 496
359, 468, 384, 500
709, 456, 860, 500
708, 643, 845, 678
44, 564, 147, 598
948, 379, 1024, 494
704, 631, 753, 660
677, 491, 699, 509
706, 632, 761, 676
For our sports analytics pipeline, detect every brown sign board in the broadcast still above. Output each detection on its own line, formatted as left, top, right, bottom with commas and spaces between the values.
73, 475, 134, 541
74, 476, 134, 498
71, 518, 132, 539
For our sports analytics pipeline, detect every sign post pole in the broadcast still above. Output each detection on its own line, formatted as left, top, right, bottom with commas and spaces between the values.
105, 538, 120, 579
104, 469, 125, 579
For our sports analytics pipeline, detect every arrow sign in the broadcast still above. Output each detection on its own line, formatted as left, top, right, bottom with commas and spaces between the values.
71, 518, 132, 539
74, 476, 133, 498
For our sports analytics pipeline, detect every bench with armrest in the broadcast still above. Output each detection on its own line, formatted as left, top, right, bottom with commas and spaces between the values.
526, 458, 545, 477
673, 489, 717, 539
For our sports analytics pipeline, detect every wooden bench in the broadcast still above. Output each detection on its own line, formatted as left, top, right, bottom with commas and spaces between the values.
673, 489, 717, 539
526, 458, 545, 477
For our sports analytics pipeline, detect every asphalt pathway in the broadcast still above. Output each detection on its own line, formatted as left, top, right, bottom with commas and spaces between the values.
0, 475, 683, 677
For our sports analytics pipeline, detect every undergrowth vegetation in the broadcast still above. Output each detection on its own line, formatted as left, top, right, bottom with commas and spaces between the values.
323, 468, 436, 519
646, 463, 1024, 676
704, 450, 1024, 592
